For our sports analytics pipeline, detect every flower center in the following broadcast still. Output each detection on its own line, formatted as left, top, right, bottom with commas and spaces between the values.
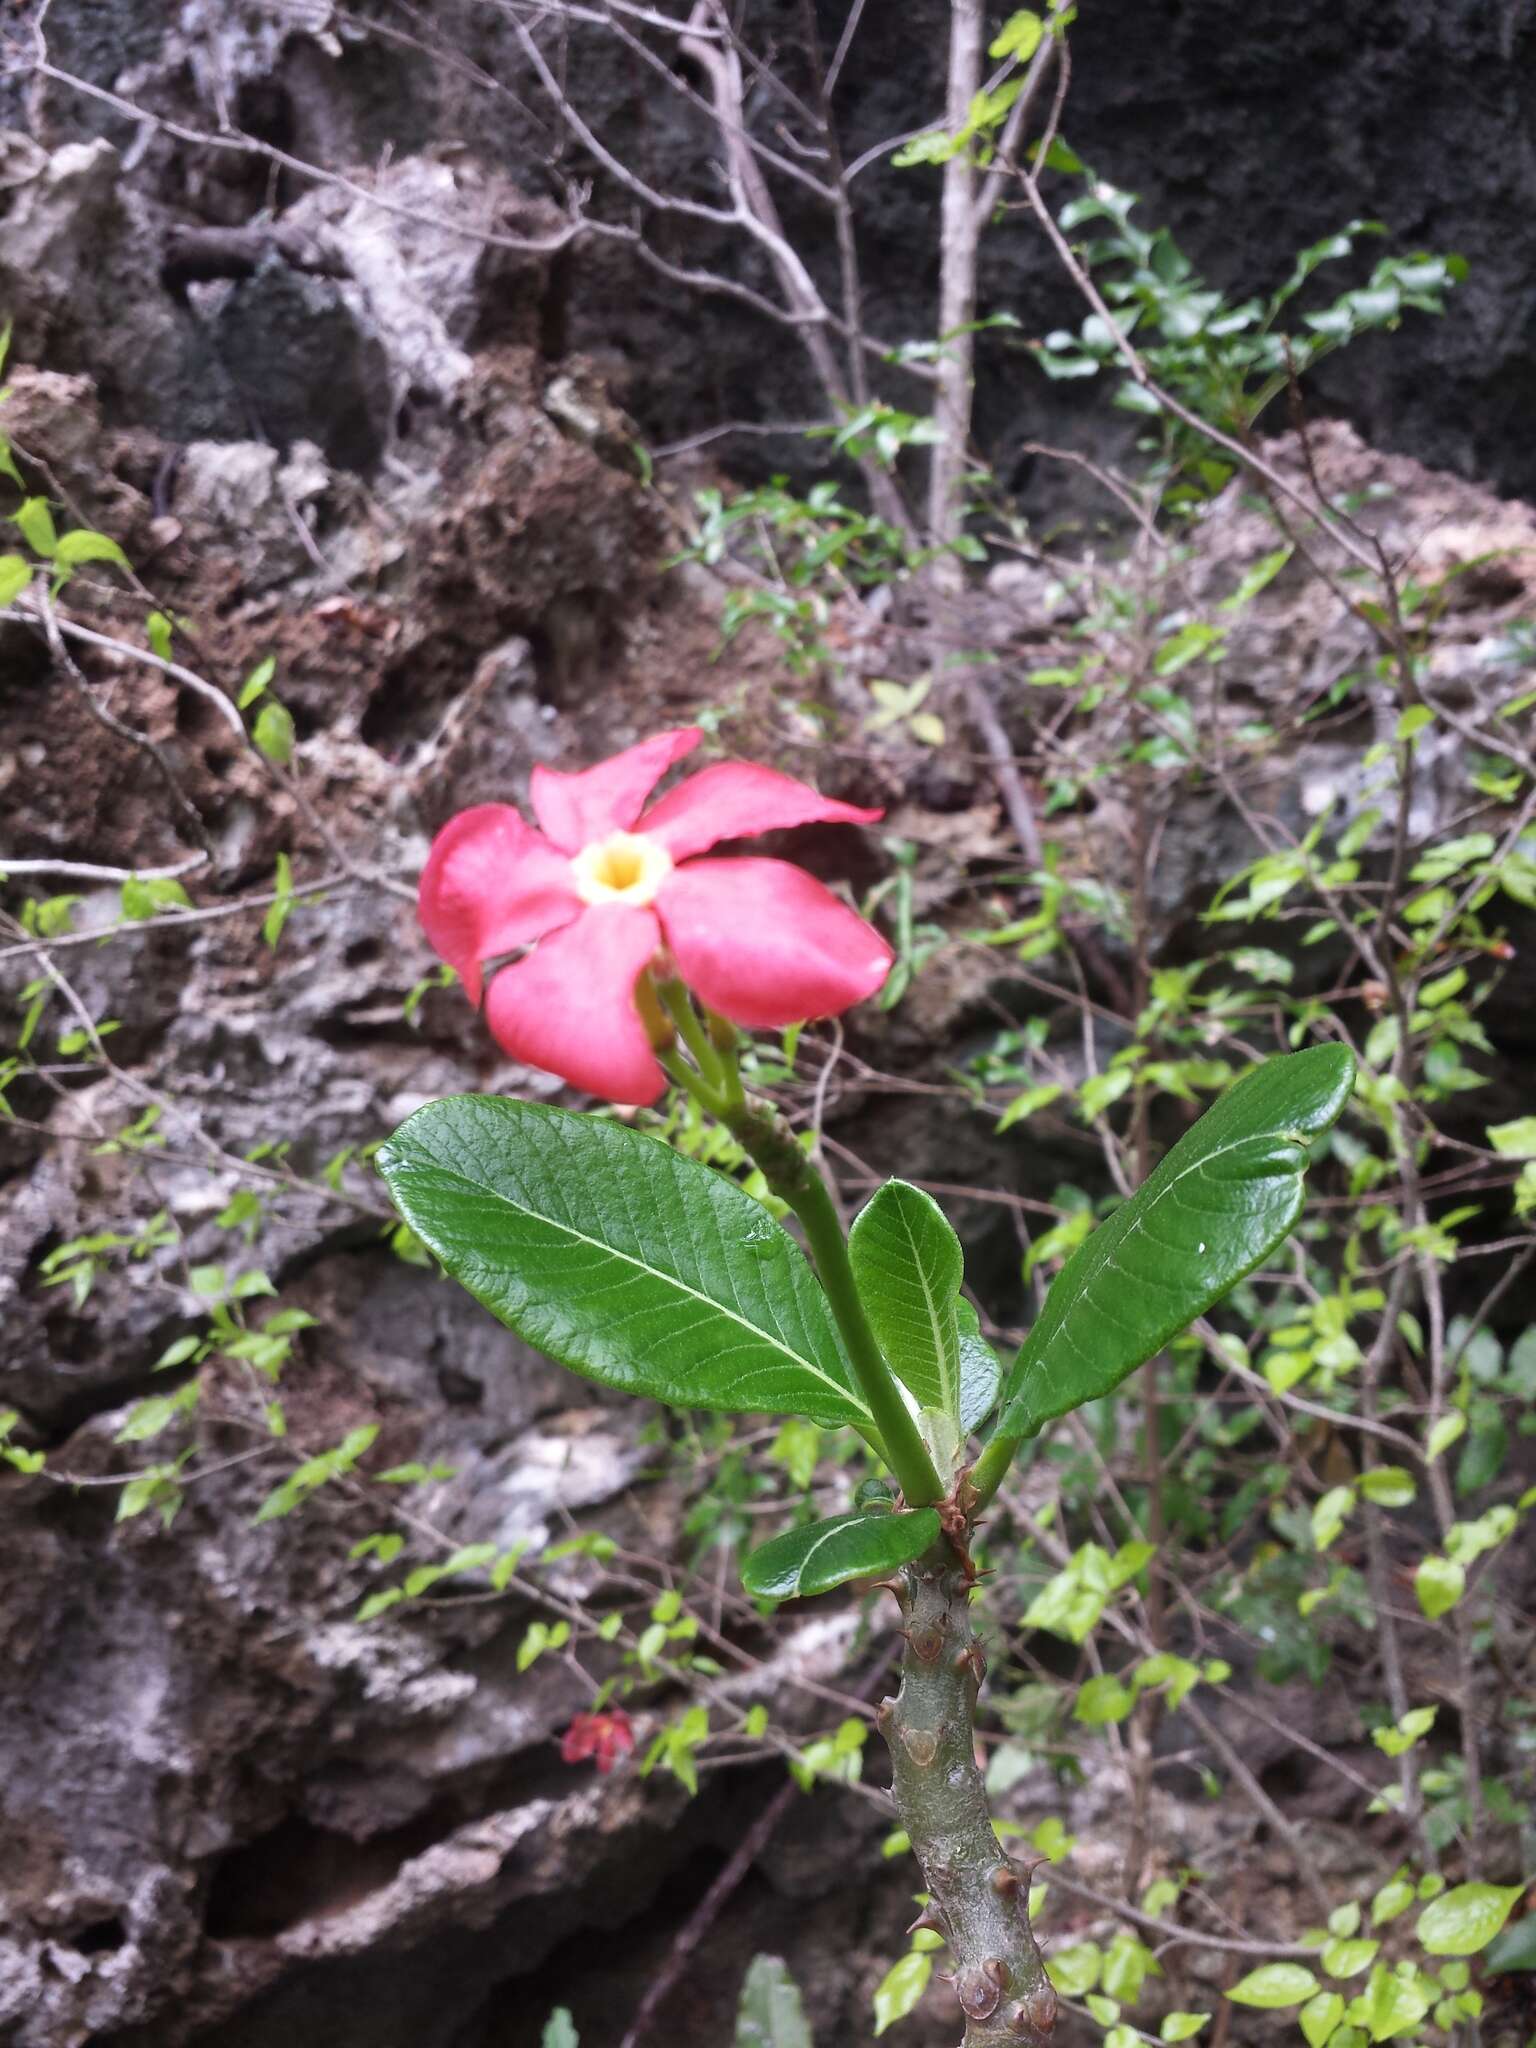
572, 830, 673, 907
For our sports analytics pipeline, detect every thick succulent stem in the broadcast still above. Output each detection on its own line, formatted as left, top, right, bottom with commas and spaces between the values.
723, 1094, 945, 1508
881, 1550, 1057, 2046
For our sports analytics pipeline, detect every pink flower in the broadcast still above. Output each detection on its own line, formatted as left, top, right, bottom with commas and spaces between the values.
419, 728, 892, 1104
561, 1708, 636, 1774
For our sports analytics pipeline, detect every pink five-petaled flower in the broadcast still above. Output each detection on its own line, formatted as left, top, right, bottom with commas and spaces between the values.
560, 1708, 636, 1775
419, 728, 893, 1105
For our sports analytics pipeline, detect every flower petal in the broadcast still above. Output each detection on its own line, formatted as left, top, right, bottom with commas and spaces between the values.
530, 728, 703, 854
484, 903, 667, 1105
419, 804, 581, 1005
658, 858, 892, 1027
641, 760, 883, 862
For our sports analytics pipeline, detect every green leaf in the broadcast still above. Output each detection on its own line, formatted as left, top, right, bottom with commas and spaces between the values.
1488, 1115, 1536, 1158
1485, 1915, 1536, 1973
1370, 1879, 1416, 1927
1322, 1939, 1379, 1979
741, 1507, 941, 1601
735, 1955, 813, 2047
543, 2010, 579, 2048
1312, 1483, 1356, 1550
11, 497, 58, 556
1372, 1705, 1436, 1757
992, 1047, 1354, 1443
1160, 2017, 1209, 2043
1228, 1963, 1320, 2008
849, 1179, 963, 1422
377, 1097, 871, 1428
1346, 1962, 1430, 2039
53, 528, 130, 571
1395, 705, 1433, 743
1414, 1554, 1464, 1619
1299, 1991, 1345, 2047
1358, 1466, 1415, 1507
990, 9, 1044, 59
253, 699, 296, 766
1074, 1673, 1135, 1724
238, 655, 277, 710
1046, 1944, 1103, 1997
873, 1949, 932, 2035
955, 1298, 1002, 1433
1416, 1883, 1522, 1956
0, 553, 32, 605
1425, 1412, 1465, 1462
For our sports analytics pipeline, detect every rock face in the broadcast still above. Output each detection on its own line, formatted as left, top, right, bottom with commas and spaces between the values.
11, 0, 1536, 502
3, 12, 1536, 2046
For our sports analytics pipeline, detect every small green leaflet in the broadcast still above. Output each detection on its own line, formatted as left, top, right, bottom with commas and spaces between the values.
992, 1046, 1355, 1444
955, 1298, 1002, 1434
741, 1506, 941, 1600
0, 553, 31, 606
848, 1181, 1000, 1458
1416, 1883, 1522, 1957
735, 1955, 813, 2048
378, 1097, 871, 1428
53, 528, 130, 571
849, 1179, 963, 1420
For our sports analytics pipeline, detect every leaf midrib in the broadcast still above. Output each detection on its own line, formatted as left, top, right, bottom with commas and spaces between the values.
892, 1206, 959, 1417
406, 1153, 869, 1420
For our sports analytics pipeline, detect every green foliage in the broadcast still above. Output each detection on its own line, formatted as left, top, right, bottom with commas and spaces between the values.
1415, 1884, 1522, 1957
1033, 174, 1463, 500
991, 1046, 1355, 1447
849, 1177, 999, 1462
735, 1956, 813, 2048
377, 1097, 871, 1428
741, 1505, 942, 1600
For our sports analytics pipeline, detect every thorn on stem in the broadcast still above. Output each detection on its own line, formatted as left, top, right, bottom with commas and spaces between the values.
905, 1907, 948, 1939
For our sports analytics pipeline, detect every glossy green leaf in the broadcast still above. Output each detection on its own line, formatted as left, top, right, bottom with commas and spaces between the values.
1300, 1991, 1344, 2047
956, 1298, 1002, 1433
994, 1047, 1355, 1442
11, 496, 57, 556
1416, 1883, 1522, 1956
53, 528, 130, 570
1414, 1553, 1464, 1619
849, 1179, 964, 1420
1485, 1915, 1536, 1973
873, 1949, 932, 2034
1227, 1963, 1320, 2007
735, 1955, 813, 2047
0, 553, 31, 605
741, 1507, 941, 1600
378, 1097, 869, 1428
1346, 1962, 1430, 2039
1160, 2016, 1210, 2043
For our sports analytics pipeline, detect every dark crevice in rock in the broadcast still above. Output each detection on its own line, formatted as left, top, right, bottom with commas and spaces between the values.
203, 1809, 463, 1941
